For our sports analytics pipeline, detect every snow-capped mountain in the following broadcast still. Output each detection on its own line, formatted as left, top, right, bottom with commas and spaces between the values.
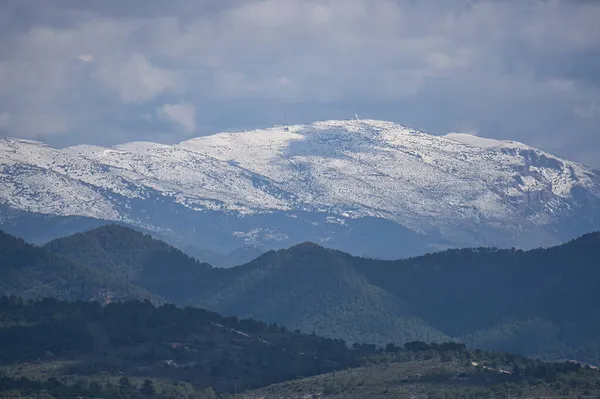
1, 119, 599, 259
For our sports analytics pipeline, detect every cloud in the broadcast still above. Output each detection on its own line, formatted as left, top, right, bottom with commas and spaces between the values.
97, 54, 177, 104
76, 54, 94, 63
0, 0, 598, 167
159, 103, 197, 134
574, 102, 600, 119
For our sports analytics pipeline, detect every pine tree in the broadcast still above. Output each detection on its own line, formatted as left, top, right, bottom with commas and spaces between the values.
140, 379, 156, 396
119, 376, 135, 396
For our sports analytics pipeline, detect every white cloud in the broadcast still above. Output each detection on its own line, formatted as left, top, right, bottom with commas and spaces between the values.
0, 0, 598, 166
97, 54, 176, 104
158, 103, 197, 134
77, 54, 94, 63
574, 102, 600, 120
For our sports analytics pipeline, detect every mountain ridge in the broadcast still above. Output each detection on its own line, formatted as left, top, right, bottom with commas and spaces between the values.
1, 119, 599, 259
32, 224, 600, 364
0, 229, 158, 303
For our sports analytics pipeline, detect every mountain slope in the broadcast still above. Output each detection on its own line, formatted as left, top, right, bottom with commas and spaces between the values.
203, 232, 600, 362
2, 119, 599, 258
358, 232, 600, 362
0, 297, 359, 395
42, 225, 447, 345
0, 230, 155, 303
236, 357, 600, 399
6, 298, 600, 399
40, 225, 600, 363
195, 242, 449, 345
44, 225, 220, 303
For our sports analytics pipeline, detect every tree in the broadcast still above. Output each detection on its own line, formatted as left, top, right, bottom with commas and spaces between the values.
119, 376, 135, 396
405, 341, 431, 352
89, 381, 104, 395
140, 379, 156, 396
385, 343, 399, 353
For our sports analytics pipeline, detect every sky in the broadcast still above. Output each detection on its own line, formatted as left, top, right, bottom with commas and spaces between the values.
0, 0, 599, 168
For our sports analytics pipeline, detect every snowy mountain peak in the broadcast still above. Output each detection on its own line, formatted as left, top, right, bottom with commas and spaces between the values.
1, 119, 599, 254
1, 137, 47, 146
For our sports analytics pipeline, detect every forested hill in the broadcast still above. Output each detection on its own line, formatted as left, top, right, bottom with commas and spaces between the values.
2, 297, 600, 399
0, 297, 354, 396
0, 230, 155, 303
192, 232, 600, 363
194, 241, 450, 345
356, 231, 600, 362
4, 225, 600, 364
359, 231, 600, 335
44, 224, 222, 303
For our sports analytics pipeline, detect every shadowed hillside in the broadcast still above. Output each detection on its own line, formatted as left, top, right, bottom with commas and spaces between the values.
5, 225, 600, 364
2, 298, 600, 399
0, 230, 155, 303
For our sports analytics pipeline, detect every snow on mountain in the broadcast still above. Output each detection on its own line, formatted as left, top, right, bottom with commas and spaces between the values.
443, 133, 510, 149
1, 119, 599, 257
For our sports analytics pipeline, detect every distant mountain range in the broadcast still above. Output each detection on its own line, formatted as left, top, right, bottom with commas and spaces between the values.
3, 224, 599, 364
2, 119, 599, 261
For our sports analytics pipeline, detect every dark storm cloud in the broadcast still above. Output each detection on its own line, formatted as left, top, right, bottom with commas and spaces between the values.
0, 0, 598, 167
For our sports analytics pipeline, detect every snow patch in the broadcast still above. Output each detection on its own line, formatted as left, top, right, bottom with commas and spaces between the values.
443, 133, 507, 149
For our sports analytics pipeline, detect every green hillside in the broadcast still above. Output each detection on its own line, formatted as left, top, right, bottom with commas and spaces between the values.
44, 225, 222, 303
357, 233, 600, 362
45, 230, 449, 345
2, 297, 600, 399
0, 230, 155, 303
194, 243, 449, 344
0, 297, 357, 397
15, 225, 600, 364
237, 357, 600, 399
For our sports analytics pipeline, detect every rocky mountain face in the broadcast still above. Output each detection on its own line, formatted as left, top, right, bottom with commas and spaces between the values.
1, 120, 599, 258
